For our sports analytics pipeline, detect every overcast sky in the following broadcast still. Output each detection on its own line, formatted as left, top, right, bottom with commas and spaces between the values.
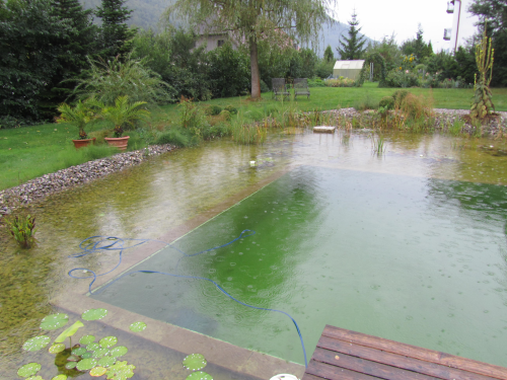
331, 0, 480, 52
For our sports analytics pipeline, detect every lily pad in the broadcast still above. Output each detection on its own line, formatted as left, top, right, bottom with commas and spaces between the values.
65, 362, 77, 370
129, 322, 146, 332
183, 353, 207, 371
105, 361, 135, 379
90, 367, 108, 377
40, 313, 69, 330
82, 308, 108, 321
186, 371, 213, 380
67, 354, 80, 362
99, 336, 118, 348
110, 346, 128, 357
51, 375, 68, 380
23, 336, 50, 352
55, 321, 84, 343
49, 343, 66, 354
92, 348, 110, 358
26, 376, 43, 380
81, 352, 93, 359
98, 356, 116, 368
71, 347, 87, 356
79, 335, 95, 345
76, 358, 97, 371
17, 363, 41, 377
86, 343, 100, 351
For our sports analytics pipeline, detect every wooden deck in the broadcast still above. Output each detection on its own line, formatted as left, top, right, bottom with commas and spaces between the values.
303, 325, 507, 380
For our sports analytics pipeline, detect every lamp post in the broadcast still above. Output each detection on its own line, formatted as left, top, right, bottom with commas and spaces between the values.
452, 0, 462, 54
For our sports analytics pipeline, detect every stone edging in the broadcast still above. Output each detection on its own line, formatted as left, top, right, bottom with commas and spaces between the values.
0, 144, 176, 216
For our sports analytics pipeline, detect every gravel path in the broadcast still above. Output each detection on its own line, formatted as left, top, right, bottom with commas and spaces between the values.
1, 109, 506, 216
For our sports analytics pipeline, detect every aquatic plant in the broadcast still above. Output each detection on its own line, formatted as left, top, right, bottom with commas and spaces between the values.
19, 309, 143, 380
471, 24, 495, 121
7, 213, 37, 248
370, 133, 385, 156
183, 353, 212, 380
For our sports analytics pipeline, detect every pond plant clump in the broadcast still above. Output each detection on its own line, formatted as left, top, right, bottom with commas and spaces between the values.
19, 309, 138, 380
19, 308, 212, 380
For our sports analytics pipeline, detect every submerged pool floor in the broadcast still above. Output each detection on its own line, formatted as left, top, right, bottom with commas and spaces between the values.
92, 165, 507, 366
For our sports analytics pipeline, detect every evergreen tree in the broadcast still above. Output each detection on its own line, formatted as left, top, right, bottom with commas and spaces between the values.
39, 0, 98, 115
324, 45, 334, 62
401, 27, 433, 61
337, 10, 366, 60
0, 0, 72, 124
96, 0, 136, 58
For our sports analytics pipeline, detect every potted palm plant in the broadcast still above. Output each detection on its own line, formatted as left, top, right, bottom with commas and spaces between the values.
102, 96, 151, 151
57, 98, 100, 149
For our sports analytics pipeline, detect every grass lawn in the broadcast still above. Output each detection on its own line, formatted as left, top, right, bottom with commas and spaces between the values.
2, 84, 507, 191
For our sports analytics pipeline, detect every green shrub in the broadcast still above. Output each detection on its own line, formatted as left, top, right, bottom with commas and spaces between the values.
385, 70, 420, 88
205, 105, 223, 116
260, 80, 270, 93
308, 77, 326, 87
353, 93, 378, 111
224, 105, 238, 115
392, 90, 410, 108
219, 110, 232, 121
325, 77, 356, 87
156, 129, 191, 147
379, 96, 395, 110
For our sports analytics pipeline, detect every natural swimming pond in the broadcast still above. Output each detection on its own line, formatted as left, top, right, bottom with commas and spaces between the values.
2, 130, 507, 378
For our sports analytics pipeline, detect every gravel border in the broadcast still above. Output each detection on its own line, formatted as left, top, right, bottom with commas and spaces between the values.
2, 109, 506, 216
0, 144, 176, 216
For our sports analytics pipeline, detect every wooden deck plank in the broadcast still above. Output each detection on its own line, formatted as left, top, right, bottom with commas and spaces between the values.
305, 360, 380, 380
317, 336, 495, 380
321, 325, 507, 380
312, 347, 438, 380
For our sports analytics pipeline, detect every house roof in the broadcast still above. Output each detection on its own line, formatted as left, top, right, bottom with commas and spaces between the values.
333, 60, 365, 70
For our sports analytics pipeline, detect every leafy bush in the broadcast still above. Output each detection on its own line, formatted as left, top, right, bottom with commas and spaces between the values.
325, 78, 356, 87
392, 90, 410, 108
205, 105, 223, 116
224, 105, 238, 115
308, 78, 326, 87
353, 93, 378, 111
260, 80, 270, 93
385, 69, 419, 87
379, 96, 395, 110
73, 54, 175, 106
156, 129, 191, 147
206, 42, 250, 98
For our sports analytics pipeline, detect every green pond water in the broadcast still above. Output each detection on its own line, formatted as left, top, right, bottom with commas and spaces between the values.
2, 129, 507, 378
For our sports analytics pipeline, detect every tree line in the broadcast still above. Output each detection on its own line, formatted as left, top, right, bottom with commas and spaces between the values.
0, 0, 505, 128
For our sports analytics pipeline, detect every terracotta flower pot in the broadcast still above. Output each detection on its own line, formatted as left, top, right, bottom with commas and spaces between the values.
104, 136, 130, 151
72, 137, 96, 149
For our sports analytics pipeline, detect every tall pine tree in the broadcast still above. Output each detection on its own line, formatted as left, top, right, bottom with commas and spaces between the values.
337, 10, 366, 60
96, 0, 135, 59
39, 0, 98, 115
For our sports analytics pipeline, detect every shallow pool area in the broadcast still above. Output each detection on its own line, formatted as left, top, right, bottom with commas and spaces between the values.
3, 129, 507, 378
91, 165, 507, 366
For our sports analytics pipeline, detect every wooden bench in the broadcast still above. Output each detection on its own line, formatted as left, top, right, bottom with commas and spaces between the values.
303, 325, 507, 380
294, 78, 310, 99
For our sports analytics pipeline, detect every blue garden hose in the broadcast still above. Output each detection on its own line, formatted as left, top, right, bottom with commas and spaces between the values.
68, 230, 308, 367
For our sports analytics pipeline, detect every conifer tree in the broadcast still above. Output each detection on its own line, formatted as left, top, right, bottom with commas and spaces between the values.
39, 0, 98, 113
337, 10, 366, 60
96, 0, 135, 58
324, 45, 334, 62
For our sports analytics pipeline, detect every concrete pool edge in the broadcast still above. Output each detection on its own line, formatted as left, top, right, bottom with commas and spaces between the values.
52, 167, 305, 379
51, 292, 305, 380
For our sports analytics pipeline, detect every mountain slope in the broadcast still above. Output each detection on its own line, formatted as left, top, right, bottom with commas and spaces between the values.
81, 0, 373, 56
